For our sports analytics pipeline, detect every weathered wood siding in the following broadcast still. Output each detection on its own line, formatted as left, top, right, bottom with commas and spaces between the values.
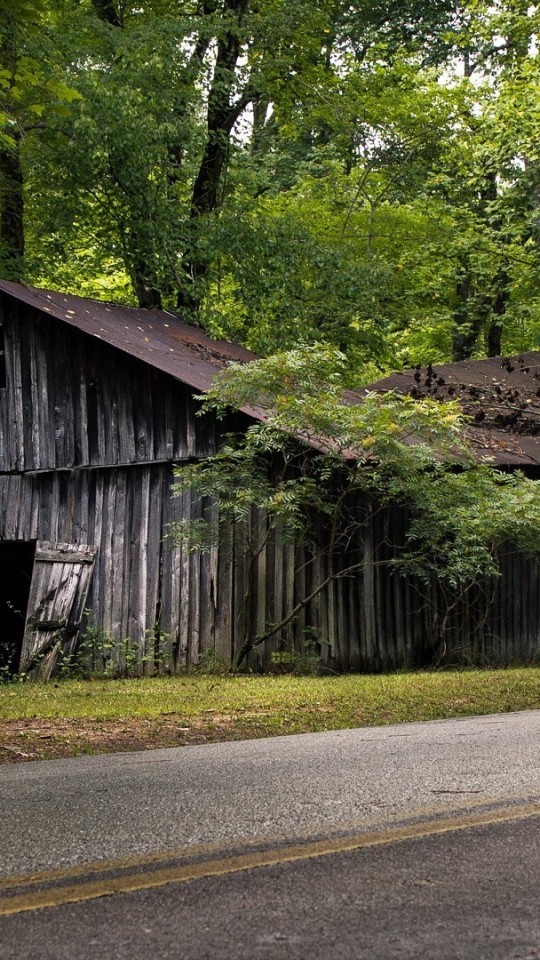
0, 468, 539, 673
236, 506, 540, 672
0, 298, 216, 471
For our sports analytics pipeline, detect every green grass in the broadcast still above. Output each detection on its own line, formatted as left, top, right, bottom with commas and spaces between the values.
2, 667, 540, 734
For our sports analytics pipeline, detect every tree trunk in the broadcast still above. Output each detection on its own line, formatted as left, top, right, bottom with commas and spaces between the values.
0, 133, 24, 279
0, 11, 24, 279
452, 272, 484, 361
91, 0, 122, 28
486, 268, 509, 357
177, 0, 253, 319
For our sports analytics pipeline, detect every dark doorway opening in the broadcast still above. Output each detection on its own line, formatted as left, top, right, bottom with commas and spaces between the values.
0, 541, 36, 674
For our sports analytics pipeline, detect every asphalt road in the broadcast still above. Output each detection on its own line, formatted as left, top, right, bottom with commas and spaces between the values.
1, 711, 539, 958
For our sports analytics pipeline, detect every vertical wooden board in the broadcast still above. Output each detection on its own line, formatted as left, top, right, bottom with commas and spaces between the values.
85, 470, 104, 626
531, 562, 540, 659
0, 390, 6, 472
322, 551, 335, 664
272, 519, 284, 642
531, 559, 540, 658
214, 533, 234, 665
48, 470, 61, 544
107, 362, 121, 466
199, 549, 215, 657
2, 311, 12, 469
187, 490, 202, 666
52, 330, 74, 467
62, 471, 78, 542
381, 511, 398, 666
522, 554, 532, 659
7, 305, 25, 470
148, 464, 174, 673
145, 467, 165, 667
17, 314, 32, 469
499, 550, 508, 661
76, 340, 89, 466
334, 559, 347, 669
197, 498, 218, 658
185, 394, 197, 459
151, 372, 168, 462
362, 514, 377, 668
111, 471, 128, 643
294, 541, 306, 656
284, 541, 295, 650
36, 318, 55, 468
232, 520, 249, 667
0, 299, 7, 471
14, 473, 32, 540
159, 468, 183, 669
97, 471, 116, 640
0, 476, 7, 537
342, 532, 360, 670
2, 476, 19, 538
133, 367, 153, 462
91, 367, 107, 467
250, 508, 270, 669
162, 382, 175, 462
486, 572, 501, 661
125, 467, 147, 657
0, 326, 6, 470
263, 524, 276, 634
33, 473, 49, 541
176, 489, 191, 668
195, 406, 217, 458
117, 360, 137, 464
255, 515, 268, 653
372, 513, 386, 667
523, 555, 534, 659
168, 381, 185, 461
25, 319, 41, 470
319, 550, 331, 664
21, 476, 33, 540
126, 468, 151, 669
309, 530, 325, 664
72, 470, 89, 546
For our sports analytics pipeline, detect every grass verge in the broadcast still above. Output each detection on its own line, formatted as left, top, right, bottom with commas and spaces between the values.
1, 667, 539, 763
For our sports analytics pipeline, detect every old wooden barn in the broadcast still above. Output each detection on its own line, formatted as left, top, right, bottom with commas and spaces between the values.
0, 279, 539, 677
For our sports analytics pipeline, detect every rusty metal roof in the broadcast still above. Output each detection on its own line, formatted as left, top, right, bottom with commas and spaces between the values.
367, 353, 540, 467
0, 279, 258, 395
3, 281, 540, 466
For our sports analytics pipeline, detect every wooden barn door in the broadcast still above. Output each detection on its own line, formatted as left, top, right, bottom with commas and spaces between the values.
19, 542, 97, 680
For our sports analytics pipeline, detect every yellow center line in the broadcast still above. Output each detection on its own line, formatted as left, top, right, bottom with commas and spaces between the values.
0, 790, 533, 894
1, 801, 539, 918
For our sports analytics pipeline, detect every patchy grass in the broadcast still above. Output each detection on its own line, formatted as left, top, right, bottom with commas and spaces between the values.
0, 667, 539, 763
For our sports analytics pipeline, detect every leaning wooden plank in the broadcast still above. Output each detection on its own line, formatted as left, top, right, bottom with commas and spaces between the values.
19, 541, 97, 678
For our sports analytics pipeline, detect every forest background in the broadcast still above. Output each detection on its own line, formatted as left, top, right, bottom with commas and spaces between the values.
2, 0, 540, 380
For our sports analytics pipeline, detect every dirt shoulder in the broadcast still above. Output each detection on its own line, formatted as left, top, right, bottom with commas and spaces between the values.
0, 714, 280, 762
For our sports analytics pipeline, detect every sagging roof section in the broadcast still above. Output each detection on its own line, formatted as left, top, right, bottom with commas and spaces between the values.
368, 353, 540, 467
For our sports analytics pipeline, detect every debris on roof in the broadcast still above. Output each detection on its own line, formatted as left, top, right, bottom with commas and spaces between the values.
367, 353, 540, 467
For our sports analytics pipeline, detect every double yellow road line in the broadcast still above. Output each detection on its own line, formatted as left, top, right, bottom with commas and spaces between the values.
1, 800, 539, 917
